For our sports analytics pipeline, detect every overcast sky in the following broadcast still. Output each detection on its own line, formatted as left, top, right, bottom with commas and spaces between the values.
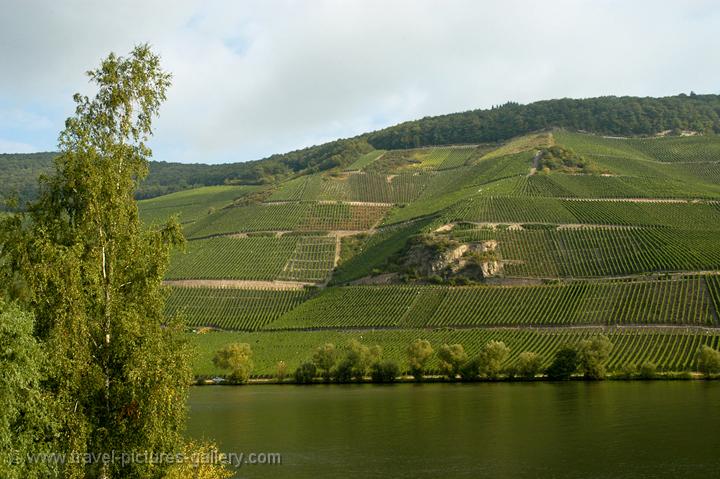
1, 0, 719, 164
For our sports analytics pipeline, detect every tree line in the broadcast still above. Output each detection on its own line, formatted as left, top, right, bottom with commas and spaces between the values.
210, 338, 720, 384
366, 93, 720, 149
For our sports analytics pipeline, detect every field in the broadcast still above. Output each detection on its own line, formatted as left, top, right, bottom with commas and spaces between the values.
140, 131, 720, 378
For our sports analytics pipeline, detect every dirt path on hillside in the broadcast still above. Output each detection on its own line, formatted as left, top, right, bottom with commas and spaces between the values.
528, 150, 542, 176
221, 323, 720, 334
163, 279, 313, 290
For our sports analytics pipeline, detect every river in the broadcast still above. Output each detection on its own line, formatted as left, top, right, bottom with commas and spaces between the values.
187, 382, 720, 478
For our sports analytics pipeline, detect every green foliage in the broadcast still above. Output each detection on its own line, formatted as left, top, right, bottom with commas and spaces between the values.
406, 339, 434, 380
0, 302, 55, 479
367, 94, 720, 149
546, 347, 579, 380
638, 362, 658, 379
516, 351, 543, 379
333, 339, 382, 381
312, 343, 338, 381
537, 145, 597, 173
191, 329, 720, 378
370, 360, 400, 383
696, 345, 720, 376
438, 343, 468, 379
294, 362, 317, 384
185, 201, 389, 237
577, 335, 613, 379
212, 343, 254, 383
478, 340, 511, 379
164, 440, 233, 479
0, 45, 193, 478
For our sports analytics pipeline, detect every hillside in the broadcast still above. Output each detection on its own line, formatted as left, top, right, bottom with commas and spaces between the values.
132, 128, 720, 377
3, 93, 720, 209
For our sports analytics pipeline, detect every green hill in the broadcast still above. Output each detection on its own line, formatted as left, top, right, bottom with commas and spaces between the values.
141, 128, 720, 378
5, 93, 720, 378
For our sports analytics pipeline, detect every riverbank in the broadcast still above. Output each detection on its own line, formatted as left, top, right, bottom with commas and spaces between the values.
195, 371, 718, 385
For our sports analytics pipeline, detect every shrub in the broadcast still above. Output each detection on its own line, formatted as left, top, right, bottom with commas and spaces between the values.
619, 363, 638, 379
312, 343, 338, 381
212, 343, 254, 383
331, 340, 383, 382
459, 357, 482, 381
577, 336, 612, 380
406, 339, 434, 381
479, 340, 510, 379
294, 362, 317, 384
371, 360, 400, 383
333, 358, 354, 383
516, 351, 543, 379
546, 347, 579, 380
696, 346, 720, 377
438, 344, 468, 379
638, 362, 657, 379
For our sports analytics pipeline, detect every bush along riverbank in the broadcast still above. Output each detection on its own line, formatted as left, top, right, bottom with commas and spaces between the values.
196, 337, 720, 385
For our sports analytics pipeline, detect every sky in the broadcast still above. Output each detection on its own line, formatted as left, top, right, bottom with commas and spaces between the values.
1, 0, 719, 164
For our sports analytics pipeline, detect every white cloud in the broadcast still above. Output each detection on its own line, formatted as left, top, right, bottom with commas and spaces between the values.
0, 138, 38, 153
1, 0, 719, 162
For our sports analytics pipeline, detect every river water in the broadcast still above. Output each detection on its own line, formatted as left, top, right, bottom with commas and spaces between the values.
187, 382, 720, 478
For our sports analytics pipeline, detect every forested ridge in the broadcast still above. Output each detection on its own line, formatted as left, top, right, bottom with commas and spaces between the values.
2, 93, 718, 207
366, 94, 720, 149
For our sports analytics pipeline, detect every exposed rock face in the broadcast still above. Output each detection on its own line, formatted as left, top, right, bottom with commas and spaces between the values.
429, 244, 468, 274
478, 240, 498, 252
481, 260, 502, 277
434, 223, 456, 233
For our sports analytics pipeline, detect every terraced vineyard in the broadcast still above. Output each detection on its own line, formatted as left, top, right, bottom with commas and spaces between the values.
185, 201, 390, 238
449, 224, 720, 277
137, 130, 720, 378
191, 328, 720, 377
264, 279, 716, 330
139, 185, 259, 225
167, 287, 313, 330
167, 235, 336, 281
445, 196, 720, 230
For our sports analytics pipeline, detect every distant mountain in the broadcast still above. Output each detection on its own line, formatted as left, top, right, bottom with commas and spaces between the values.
3, 93, 719, 208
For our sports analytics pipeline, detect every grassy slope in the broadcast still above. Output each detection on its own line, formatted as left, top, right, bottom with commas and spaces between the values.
142, 131, 720, 376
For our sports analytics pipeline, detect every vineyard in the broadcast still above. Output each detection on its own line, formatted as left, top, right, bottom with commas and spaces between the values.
345, 150, 386, 171
444, 196, 720, 230
555, 131, 720, 164
131, 129, 720, 378
263, 278, 716, 330
448, 224, 720, 277
166, 235, 337, 282
191, 328, 720, 377
167, 287, 314, 330
138, 185, 258, 225
185, 201, 390, 237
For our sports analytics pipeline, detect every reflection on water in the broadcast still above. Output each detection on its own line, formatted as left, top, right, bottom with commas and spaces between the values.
187, 382, 720, 478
